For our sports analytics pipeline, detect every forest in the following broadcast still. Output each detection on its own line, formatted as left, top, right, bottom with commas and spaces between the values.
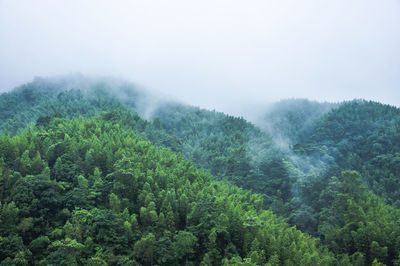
0, 76, 400, 265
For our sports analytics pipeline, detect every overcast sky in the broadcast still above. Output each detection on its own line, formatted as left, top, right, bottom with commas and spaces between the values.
1, 0, 399, 115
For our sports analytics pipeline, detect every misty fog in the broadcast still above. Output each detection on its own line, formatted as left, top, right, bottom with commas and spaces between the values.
1, 0, 400, 117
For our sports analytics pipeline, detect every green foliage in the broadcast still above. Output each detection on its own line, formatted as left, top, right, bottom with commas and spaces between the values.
2, 77, 400, 265
0, 76, 299, 218
260, 98, 337, 142
0, 115, 336, 265
301, 171, 400, 265
150, 103, 298, 216
296, 100, 400, 206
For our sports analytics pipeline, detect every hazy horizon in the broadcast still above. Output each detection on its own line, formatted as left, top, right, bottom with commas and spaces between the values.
1, 0, 399, 116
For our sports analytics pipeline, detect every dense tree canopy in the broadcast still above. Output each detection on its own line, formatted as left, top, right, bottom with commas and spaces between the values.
1, 76, 400, 265
259, 99, 337, 143
294, 100, 400, 206
0, 115, 339, 265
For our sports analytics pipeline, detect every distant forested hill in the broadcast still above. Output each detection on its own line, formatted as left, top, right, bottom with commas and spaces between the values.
0, 75, 152, 134
286, 101, 400, 265
295, 100, 400, 206
257, 99, 337, 144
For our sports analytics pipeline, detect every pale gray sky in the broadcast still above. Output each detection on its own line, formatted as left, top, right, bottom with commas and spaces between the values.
1, 0, 399, 115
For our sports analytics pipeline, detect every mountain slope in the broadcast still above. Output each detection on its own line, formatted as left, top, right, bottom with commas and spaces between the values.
287, 101, 400, 265
295, 100, 400, 206
297, 170, 400, 265
0, 77, 298, 217
0, 74, 157, 134
257, 99, 337, 144
150, 103, 297, 215
0, 114, 339, 265
2, 76, 400, 264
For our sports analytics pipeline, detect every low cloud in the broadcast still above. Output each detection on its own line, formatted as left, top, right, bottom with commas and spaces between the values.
1, 0, 399, 117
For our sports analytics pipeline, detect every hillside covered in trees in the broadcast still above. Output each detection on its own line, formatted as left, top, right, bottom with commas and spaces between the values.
1, 76, 400, 265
